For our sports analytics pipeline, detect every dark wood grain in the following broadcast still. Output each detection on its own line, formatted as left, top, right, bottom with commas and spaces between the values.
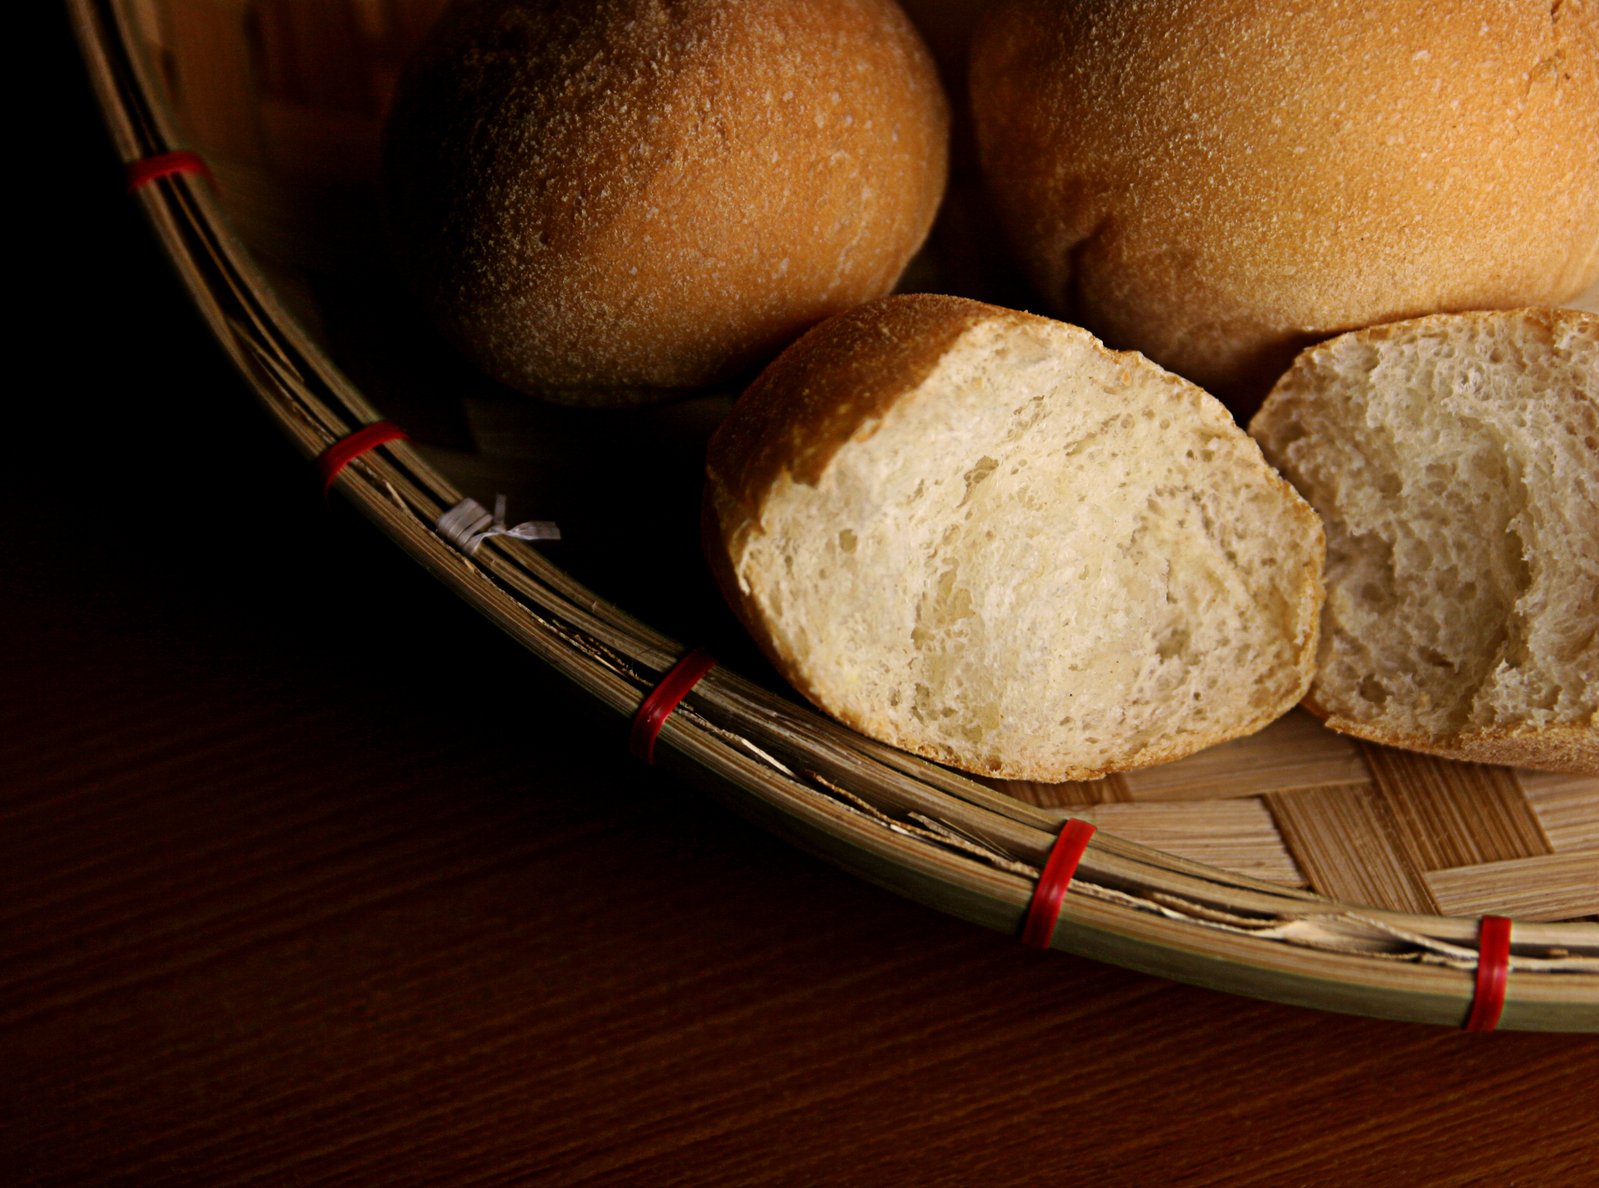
6, 14, 1596, 1184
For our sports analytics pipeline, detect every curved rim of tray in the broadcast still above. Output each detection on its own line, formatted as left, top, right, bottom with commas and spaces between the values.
72, 0, 1599, 1032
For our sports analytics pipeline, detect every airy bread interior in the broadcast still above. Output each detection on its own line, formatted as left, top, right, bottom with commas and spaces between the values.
712, 301, 1323, 781
1250, 309, 1598, 769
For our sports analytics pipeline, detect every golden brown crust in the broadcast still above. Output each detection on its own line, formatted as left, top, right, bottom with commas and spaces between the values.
383, 0, 949, 401
705, 294, 991, 514
971, 0, 1599, 412
1293, 304, 1597, 356
1303, 699, 1599, 777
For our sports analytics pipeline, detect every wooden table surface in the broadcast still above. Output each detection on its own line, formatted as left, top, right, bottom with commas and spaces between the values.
7, 13, 1596, 1184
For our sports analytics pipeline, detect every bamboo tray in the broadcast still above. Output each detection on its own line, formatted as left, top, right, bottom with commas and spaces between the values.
73, 0, 1599, 1031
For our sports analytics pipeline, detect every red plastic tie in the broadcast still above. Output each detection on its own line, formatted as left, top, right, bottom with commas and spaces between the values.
629, 648, 717, 764
126, 150, 212, 192
316, 421, 408, 495
1463, 915, 1512, 1032
1021, 818, 1098, 948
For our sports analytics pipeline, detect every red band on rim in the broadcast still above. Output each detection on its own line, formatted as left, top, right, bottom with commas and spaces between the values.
126, 150, 212, 192
1021, 818, 1097, 948
1463, 914, 1512, 1032
630, 648, 717, 764
317, 421, 408, 495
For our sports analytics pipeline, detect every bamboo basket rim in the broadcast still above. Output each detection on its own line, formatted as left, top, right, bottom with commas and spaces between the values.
71, 0, 1599, 1032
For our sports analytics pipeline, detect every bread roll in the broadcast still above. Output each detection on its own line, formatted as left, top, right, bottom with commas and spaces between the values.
1250, 308, 1599, 774
970, 0, 1599, 412
704, 294, 1325, 781
382, 0, 948, 404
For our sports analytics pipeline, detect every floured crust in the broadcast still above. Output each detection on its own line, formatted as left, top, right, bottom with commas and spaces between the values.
971, 0, 1599, 412
383, 0, 948, 402
706, 294, 1325, 781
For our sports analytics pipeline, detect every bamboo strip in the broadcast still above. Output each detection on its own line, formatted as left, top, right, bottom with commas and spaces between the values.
1426, 853, 1599, 923
999, 772, 1131, 808
1266, 784, 1438, 915
1360, 745, 1552, 871
1116, 711, 1368, 801
254, 0, 371, 113
1518, 771, 1599, 854
1055, 801, 1306, 888
157, 1, 261, 161
258, 101, 385, 185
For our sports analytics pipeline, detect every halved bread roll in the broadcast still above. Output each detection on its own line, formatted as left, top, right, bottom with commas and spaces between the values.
1250, 308, 1599, 774
704, 295, 1325, 781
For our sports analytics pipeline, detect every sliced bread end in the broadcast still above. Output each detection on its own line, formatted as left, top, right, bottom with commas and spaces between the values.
1251, 307, 1599, 775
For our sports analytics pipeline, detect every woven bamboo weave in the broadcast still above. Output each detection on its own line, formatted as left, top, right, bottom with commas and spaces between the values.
78, 0, 1599, 1029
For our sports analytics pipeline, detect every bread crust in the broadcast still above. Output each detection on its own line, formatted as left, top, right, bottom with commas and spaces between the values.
1305, 699, 1599, 777
707, 294, 1325, 781
971, 0, 1599, 411
707, 294, 990, 510
383, 0, 948, 402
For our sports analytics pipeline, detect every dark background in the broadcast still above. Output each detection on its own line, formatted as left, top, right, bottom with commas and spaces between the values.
4, 8, 1595, 1184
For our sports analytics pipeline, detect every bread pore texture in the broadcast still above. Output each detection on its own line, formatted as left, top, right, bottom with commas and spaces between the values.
970, 0, 1599, 413
1250, 308, 1599, 774
704, 295, 1325, 781
382, 0, 948, 404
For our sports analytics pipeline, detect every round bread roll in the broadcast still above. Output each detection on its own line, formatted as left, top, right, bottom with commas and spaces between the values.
1250, 307, 1599, 775
382, 0, 948, 404
970, 0, 1599, 411
704, 294, 1325, 782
